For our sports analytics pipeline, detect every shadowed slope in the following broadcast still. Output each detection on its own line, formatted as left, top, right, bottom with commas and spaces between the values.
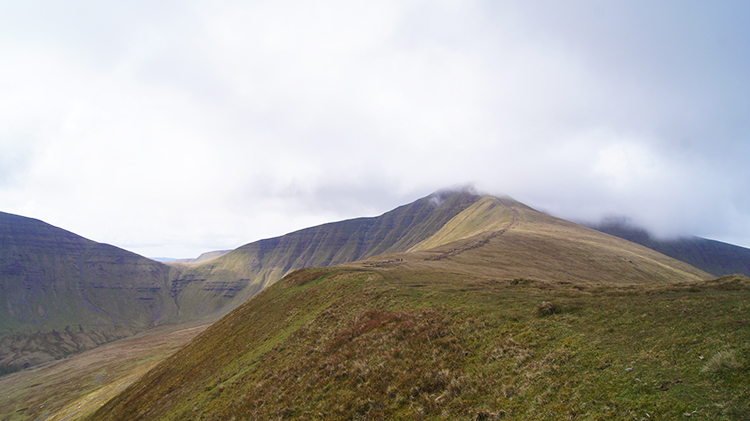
589, 218, 750, 277
0, 212, 180, 374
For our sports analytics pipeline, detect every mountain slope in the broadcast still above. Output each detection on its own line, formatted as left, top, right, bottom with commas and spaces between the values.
408, 195, 516, 252
87, 196, 744, 421
89, 269, 749, 420
355, 196, 710, 285
0, 212, 179, 374
1, 191, 720, 377
164, 189, 482, 320
589, 218, 750, 277
0, 190, 483, 374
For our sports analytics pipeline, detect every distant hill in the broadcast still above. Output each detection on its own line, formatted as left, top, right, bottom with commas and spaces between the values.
587, 217, 750, 277
0, 211, 179, 374
164, 189, 483, 319
173, 250, 231, 263
89, 196, 749, 421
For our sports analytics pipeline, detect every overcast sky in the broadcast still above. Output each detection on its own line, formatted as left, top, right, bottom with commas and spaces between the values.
2, 0, 749, 258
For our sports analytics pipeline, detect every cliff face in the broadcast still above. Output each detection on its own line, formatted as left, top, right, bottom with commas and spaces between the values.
0, 212, 179, 374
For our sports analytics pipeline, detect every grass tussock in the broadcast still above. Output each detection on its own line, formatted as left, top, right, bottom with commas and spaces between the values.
536, 301, 559, 316
701, 350, 743, 374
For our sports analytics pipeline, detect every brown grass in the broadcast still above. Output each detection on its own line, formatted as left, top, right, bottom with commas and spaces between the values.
0, 323, 207, 421
4, 196, 736, 421
536, 301, 559, 316
701, 350, 743, 374
86, 270, 750, 420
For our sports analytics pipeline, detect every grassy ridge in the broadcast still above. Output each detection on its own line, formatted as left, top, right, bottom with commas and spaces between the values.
408, 196, 514, 252
86, 193, 730, 419
0, 190, 480, 374
163, 190, 482, 321
386, 197, 710, 286
89, 268, 750, 420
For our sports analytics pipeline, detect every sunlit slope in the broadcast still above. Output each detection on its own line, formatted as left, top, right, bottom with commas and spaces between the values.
354, 197, 711, 285
0, 322, 207, 421
0, 212, 179, 374
408, 196, 515, 252
165, 190, 482, 320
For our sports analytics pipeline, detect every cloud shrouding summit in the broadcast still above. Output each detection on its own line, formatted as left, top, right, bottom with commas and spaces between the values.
1, 0, 749, 257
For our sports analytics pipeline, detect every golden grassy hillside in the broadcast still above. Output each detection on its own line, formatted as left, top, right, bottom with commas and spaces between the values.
356, 196, 710, 286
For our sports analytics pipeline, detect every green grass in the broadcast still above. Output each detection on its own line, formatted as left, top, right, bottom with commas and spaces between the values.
89, 271, 750, 420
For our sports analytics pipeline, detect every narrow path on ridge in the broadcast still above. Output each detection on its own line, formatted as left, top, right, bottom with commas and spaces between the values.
427, 198, 520, 261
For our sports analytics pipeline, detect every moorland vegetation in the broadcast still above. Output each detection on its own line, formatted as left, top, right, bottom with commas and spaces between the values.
1, 190, 749, 420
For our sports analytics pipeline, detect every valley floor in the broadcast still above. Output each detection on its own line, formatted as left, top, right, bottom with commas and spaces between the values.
0, 322, 207, 421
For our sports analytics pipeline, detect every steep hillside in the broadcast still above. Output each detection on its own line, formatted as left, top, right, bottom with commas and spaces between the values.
89, 269, 750, 420
0, 212, 179, 374
0, 190, 482, 374
357, 196, 710, 286
164, 189, 482, 320
86, 198, 746, 421
589, 218, 750, 277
